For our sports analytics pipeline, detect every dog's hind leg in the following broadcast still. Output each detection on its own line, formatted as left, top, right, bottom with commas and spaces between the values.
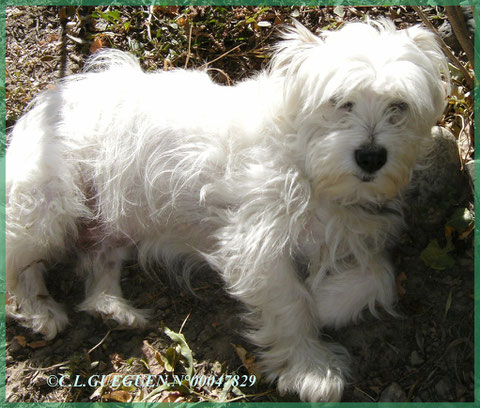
76, 244, 150, 328
6, 97, 94, 339
7, 261, 69, 340
6, 178, 86, 339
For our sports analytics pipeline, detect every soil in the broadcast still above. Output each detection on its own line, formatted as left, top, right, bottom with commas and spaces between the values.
4, 6, 475, 403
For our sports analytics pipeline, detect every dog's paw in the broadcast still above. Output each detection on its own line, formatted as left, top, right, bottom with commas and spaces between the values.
78, 294, 150, 328
8, 296, 69, 340
275, 363, 345, 402
262, 341, 349, 402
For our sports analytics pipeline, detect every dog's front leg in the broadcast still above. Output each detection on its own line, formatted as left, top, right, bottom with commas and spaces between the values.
223, 256, 349, 402
310, 254, 397, 329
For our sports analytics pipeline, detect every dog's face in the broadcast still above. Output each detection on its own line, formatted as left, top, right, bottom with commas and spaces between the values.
271, 20, 449, 206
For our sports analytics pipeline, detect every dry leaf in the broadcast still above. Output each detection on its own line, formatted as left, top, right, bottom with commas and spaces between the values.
160, 391, 184, 402
232, 344, 261, 379
104, 390, 133, 402
58, 7, 67, 20
28, 340, 48, 349
89, 36, 103, 54
14, 336, 27, 347
110, 353, 124, 371
142, 340, 165, 375
445, 225, 455, 240
161, 6, 180, 16
458, 223, 474, 240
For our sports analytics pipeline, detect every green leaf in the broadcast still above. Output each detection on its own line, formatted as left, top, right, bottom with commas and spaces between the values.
164, 347, 178, 372
105, 10, 121, 23
420, 239, 455, 270
445, 288, 453, 317
163, 326, 194, 377
93, 10, 121, 25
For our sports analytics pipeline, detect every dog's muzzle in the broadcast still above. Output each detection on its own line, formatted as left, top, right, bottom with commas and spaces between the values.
354, 144, 387, 175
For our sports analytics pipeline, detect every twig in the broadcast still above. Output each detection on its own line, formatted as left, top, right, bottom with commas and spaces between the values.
23, 360, 70, 372
454, 112, 466, 170
146, 5, 154, 42
205, 67, 232, 85
58, 7, 69, 79
412, 6, 474, 89
226, 389, 275, 402
179, 310, 191, 334
87, 328, 112, 354
445, 6, 474, 66
199, 25, 276, 72
200, 43, 245, 69
353, 386, 376, 402
184, 23, 193, 69
189, 387, 275, 403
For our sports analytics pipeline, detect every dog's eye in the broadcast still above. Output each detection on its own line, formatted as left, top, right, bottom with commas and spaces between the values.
340, 102, 354, 112
389, 101, 408, 112
388, 101, 408, 125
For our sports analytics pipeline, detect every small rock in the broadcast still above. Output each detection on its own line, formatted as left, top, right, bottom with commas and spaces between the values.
409, 126, 466, 207
465, 160, 475, 193
410, 350, 424, 366
456, 383, 467, 399
98, 361, 107, 372
379, 382, 406, 402
435, 377, 452, 400
419, 390, 430, 401
156, 297, 171, 309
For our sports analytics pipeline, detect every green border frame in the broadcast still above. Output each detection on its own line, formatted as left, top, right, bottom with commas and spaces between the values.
0, 1, 478, 6
0, 1, 478, 407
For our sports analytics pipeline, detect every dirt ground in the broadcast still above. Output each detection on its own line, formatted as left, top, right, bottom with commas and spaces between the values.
4, 6, 475, 403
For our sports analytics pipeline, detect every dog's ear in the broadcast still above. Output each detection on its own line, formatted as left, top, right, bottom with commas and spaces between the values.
406, 25, 451, 97
404, 25, 451, 121
269, 20, 322, 76
282, 19, 323, 45
405, 26, 441, 56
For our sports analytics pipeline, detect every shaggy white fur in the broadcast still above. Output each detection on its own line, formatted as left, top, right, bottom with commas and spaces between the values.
6, 20, 449, 401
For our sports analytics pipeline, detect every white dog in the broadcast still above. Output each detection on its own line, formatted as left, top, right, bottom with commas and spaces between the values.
6, 20, 448, 401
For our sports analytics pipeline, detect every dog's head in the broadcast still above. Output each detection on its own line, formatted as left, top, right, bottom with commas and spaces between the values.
270, 20, 450, 206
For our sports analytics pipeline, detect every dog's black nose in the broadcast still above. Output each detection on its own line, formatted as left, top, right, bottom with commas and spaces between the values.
354, 145, 387, 174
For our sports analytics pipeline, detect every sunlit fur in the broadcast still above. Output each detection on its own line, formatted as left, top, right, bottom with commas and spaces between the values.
6, 20, 448, 401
